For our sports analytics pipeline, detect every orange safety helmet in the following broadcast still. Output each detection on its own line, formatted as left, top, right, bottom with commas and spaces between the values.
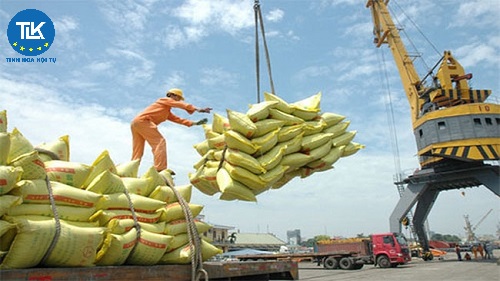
167, 88, 184, 100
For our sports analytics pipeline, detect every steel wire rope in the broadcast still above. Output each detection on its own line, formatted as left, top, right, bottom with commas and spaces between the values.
161, 174, 208, 281
254, 0, 276, 103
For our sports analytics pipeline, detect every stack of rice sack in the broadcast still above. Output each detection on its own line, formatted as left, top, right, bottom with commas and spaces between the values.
0, 110, 221, 269
190, 92, 364, 202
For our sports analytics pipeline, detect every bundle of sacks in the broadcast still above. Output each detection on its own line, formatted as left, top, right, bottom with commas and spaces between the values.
190, 92, 364, 202
0, 110, 221, 269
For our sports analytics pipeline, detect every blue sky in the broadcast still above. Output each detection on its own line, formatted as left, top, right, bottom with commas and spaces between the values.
1, 0, 499, 241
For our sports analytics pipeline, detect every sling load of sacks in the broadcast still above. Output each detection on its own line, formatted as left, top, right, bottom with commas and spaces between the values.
0, 110, 221, 269
190, 92, 364, 202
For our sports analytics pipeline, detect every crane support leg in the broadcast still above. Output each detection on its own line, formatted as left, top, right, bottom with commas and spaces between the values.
412, 189, 439, 252
475, 168, 500, 196
389, 182, 428, 233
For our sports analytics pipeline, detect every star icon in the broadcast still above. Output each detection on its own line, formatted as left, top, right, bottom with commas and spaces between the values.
29, 48, 33, 52
44, 43, 49, 47
37, 47, 42, 51
20, 46, 25, 51
12, 42, 18, 47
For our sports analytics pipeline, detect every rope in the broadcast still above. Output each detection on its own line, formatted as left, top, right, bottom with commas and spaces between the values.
160, 174, 207, 281
40, 176, 62, 265
34, 147, 60, 161
122, 186, 142, 258
254, 0, 276, 102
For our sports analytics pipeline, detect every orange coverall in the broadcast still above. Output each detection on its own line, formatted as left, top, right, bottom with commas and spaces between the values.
131, 97, 196, 171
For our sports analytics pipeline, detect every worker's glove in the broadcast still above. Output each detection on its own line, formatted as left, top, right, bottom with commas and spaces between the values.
194, 118, 208, 126
197, 107, 212, 113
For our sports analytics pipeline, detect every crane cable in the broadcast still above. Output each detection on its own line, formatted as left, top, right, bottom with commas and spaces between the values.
254, 0, 276, 103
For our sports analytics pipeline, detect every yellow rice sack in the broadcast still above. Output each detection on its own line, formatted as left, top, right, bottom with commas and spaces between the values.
42, 221, 105, 267
307, 146, 345, 170
277, 124, 304, 142
0, 217, 56, 269
0, 219, 17, 252
82, 150, 117, 188
323, 121, 350, 137
300, 165, 334, 178
86, 170, 126, 194
0, 132, 11, 165
164, 219, 212, 236
268, 108, 304, 126
271, 169, 301, 189
307, 141, 333, 161
11, 180, 102, 207
207, 133, 226, 150
45, 160, 93, 188
122, 177, 153, 196
36, 135, 70, 162
96, 228, 137, 266
246, 101, 278, 122
303, 120, 326, 136
90, 209, 161, 226
189, 168, 220, 196
251, 129, 279, 155
263, 92, 294, 114
159, 203, 204, 223
253, 119, 285, 138
126, 230, 173, 265
301, 133, 334, 153
290, 92, 321, 113
0, 166, 23, 195
332, 131, 357, 147
216, 168, 256, 202
7, 128, 34, 164
201, 124, 215, 139
193, 139, 210, 156
0, 110, 6, 133
276, 133, 303, 155
0, 195, 22, 216
224, 130, 259, 155
212, 113, 230, 134
291, 108, 319, 121
96, 193, 164, 213
8, 204, 97, 222
116, 159, 140, 178
256, 146, 286, 171
106, 218, 165, 234
167, 233, 189, 251
281, 153, 314, 169
160, 240, 222, 264
222, 162, 268, 193
321, 112, 345, 127
227, 109, 257, 139
10, 151, 46, 180
342, 142, 365, 157
258, 165, 288, 191
149, 184, 192, 204
141, 167, 170, 191
225, 148, 265, 174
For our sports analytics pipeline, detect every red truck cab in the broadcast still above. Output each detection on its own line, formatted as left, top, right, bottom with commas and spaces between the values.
370, 232, 411, 267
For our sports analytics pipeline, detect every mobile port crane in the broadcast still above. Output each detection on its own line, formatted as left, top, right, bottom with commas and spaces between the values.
366, 0, 499, 260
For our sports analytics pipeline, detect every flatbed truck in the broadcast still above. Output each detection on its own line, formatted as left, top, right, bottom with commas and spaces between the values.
0, 261, 298, 281
235, 232, 411, 270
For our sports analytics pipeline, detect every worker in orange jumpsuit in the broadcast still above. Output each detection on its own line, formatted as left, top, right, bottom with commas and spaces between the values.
131, 88, 212, 172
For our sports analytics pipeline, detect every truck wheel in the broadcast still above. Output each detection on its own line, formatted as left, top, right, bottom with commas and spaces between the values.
339, 257, 354, 270
353, 263, 364, 270
323, 257, 339, 269
377, 256, 391, 268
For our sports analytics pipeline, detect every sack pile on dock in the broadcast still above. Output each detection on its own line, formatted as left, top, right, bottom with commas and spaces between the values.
0, 110, 221, 269
190, 92, 364, 201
